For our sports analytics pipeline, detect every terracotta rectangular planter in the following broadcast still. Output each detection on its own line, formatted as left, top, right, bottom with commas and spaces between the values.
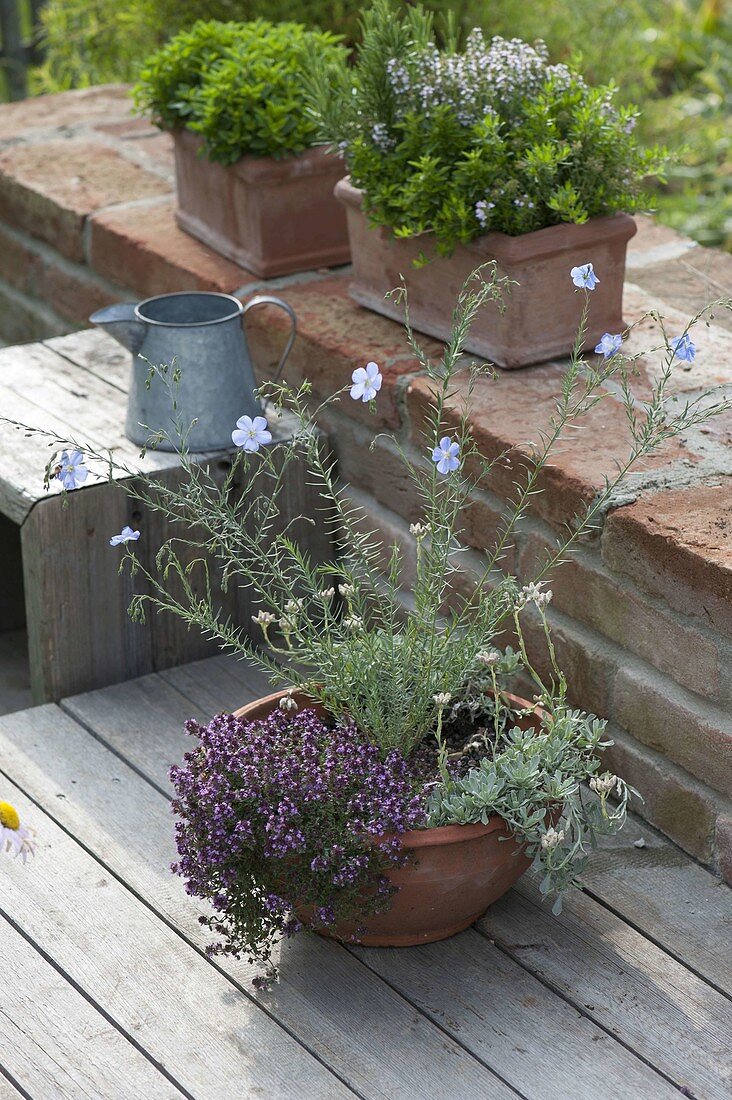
173, 130, 351, 278
335, 178, 637, 369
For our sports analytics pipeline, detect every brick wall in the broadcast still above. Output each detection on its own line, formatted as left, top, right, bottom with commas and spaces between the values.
1, 86, 732, 880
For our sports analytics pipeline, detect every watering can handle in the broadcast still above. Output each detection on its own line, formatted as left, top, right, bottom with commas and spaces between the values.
241, 295, 297, 385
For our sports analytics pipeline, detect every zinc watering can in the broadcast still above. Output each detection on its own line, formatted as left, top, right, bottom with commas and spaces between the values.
90, 291, 296, 452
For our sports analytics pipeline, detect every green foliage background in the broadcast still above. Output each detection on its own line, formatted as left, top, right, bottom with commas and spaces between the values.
2, 0, 729, 249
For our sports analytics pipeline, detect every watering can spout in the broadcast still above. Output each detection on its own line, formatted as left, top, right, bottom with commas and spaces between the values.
90, 302, 145, 354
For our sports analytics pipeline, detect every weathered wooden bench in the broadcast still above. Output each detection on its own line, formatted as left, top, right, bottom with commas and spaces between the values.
0, 327, 328, 701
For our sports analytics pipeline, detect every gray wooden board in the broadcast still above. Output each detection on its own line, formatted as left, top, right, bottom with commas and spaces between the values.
481, 884, 732, 1099
579, 815, 732, 996
60, 661, 727, 1099
350, 930, 678, 1100
0, 341, 174, 523
0, 769, 353, 1100
43, 329, 131, 392
0, 1074, 24, 1100
0, 913, 185, 1099
0, 704, 518, 1100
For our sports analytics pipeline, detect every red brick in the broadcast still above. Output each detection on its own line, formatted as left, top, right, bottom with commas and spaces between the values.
519, 610, 616, 718
0, 281, 67, 343
0, 221, 130, 325
602, 727, 716, 862
0, 140, 171, 262
612, 665, 732, 796
89, 197, 244, 297
0, 222, 43, 296
405, 369, 681, 532
715, 815, 732, 885
602, 483, 732, 638
246, 277, 437, 428
0, 85, 132, 142
520, 532, 721, 697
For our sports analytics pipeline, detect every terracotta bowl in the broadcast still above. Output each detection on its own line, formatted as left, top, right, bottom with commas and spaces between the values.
233, 687, 541, 947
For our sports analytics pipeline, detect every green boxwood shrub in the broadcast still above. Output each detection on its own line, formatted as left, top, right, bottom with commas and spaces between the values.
134, 20, 346, 163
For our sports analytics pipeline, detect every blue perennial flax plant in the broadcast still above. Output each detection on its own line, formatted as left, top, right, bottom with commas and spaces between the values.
305, 1, 667, 255
9, 263, 732, 981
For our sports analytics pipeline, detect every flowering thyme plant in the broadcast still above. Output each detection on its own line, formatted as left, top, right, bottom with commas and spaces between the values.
9, 256, 732, 981
171, 706, 427, 980
305, 1, 666, 253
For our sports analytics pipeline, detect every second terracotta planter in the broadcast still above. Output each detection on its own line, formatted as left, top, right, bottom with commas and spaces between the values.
233, 687, 541, 947
336, 177, 637, 369
173, 130, 351, 278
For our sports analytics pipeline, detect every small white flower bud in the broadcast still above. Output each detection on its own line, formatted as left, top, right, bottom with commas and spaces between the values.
278, 693, 298, 712
319, 587, 335, 600
284, 598, 304, 615
540, 826, 565, 850
338, 583, 355, 597
590, 774, 618, 796
433, 692, 452, 707
410, 522, 428, 539
343, 615, 363, 631
252, 610, 275, 628
477, 649, 501, 666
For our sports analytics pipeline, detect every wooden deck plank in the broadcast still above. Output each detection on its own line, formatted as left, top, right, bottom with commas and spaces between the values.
0, 342, 174, 523
63, 661, 717, 1099
350, 930, 678, 1100
0, 704, 517, 1100
62, 673, 206, 791
161, 656, 732, 995
158, 652, 272, 715
1, 914, 184, 1100
579, 816, 732, 996
0, 1072, 25, 1099
481, 885, 732, 1100
0, 768, 354, 1100
43, 329, 130, 392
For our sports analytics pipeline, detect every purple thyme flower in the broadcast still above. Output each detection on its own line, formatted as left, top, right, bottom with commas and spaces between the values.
570, 263, 599, 291
670, 334, 696, 363
594, 333, 623, 359
55, 449, 88, 491
350, 361, 382, 402
232, 415, 272, 452
431, 436, 461, 475
169, 707, 428, 982
109, 526, 140, 547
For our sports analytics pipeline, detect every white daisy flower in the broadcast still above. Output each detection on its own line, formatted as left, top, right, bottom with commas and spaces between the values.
0, 800, 35, 863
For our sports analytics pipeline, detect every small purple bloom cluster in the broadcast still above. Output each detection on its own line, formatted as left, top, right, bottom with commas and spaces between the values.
170, 706, 427, 979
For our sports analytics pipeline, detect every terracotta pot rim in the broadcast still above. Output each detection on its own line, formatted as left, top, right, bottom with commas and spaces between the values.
334, 176, 637, 261
232, 684, 542, 848
173, 129, 342, 181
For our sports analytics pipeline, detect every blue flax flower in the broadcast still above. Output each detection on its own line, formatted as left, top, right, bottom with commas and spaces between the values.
594, 332, 623, 359
232, 415, 272, 452
431, 437, 461, 475
570, 263, 599, 291
670, 334, 696, 363
350, 361, 382, 402
109, 526, 141, 547
55, 449, 88, 491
